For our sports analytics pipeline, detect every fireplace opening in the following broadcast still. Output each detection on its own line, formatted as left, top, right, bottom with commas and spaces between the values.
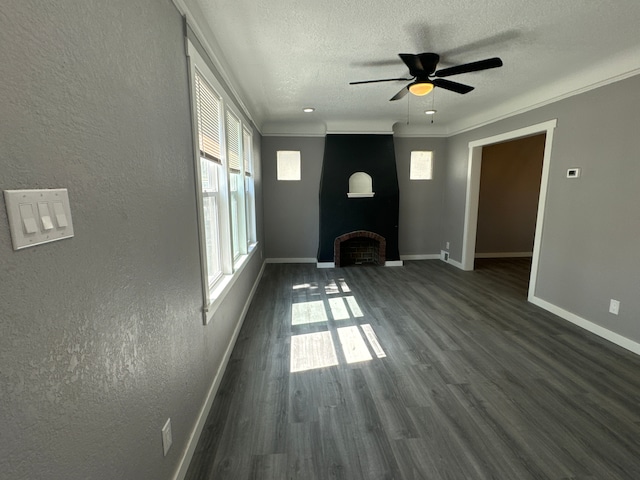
334, 231, 386, 267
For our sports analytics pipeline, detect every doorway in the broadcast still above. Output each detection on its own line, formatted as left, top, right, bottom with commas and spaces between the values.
461, 120, 557, 301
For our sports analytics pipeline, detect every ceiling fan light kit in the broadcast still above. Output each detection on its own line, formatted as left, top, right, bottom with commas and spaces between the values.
350, 52, 503, 101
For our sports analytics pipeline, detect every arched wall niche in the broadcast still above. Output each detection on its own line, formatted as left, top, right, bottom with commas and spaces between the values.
347, 172, 374, 198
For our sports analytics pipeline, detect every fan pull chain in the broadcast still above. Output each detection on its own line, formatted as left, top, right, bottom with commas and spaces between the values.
431, 90, 435, 124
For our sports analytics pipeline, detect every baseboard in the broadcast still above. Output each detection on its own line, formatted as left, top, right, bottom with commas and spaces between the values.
317, 262, 335, 269
385, 260, 404, 267
447, 258, 465, 270
475, 252, 533, 258
317, 261, 404, 268
266, 257, 317, 264
173, 260, 266, 480
400, 254, 441, 260
529, 295, 640, 356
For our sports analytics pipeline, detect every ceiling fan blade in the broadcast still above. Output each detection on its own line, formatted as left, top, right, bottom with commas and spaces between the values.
349, 77, 413, 85
390, 86, 410, 101
399, 53, 424, 77
432, 78, 474, 94
434, 57, 503, 77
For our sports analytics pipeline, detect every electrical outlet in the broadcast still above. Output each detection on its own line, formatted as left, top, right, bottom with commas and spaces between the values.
445, 241, 450, 249
609, 299, 620, 315
161, 418, 172, 456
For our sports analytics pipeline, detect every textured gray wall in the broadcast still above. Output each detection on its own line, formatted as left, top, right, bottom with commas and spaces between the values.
0, 1, 263, 479
476, 134, 545, 254
444, 74, 640, 344
261, 136, 325, 259
262, 135, 448, 259
394, 136, 447, 256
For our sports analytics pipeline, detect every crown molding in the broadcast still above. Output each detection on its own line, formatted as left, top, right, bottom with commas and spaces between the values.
171, 0, 263, 134
447, 48, 640, 136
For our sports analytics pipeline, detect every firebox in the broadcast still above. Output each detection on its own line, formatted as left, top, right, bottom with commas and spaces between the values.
334, 231, 386, 267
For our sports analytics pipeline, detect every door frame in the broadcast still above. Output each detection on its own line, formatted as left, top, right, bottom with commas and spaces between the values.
460, 119, 557, 300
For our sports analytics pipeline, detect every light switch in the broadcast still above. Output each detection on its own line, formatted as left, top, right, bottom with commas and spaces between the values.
38, 202, 54, 231
19, 204, 38, 234
4, 188, 74, 250
53, 201, 68, 227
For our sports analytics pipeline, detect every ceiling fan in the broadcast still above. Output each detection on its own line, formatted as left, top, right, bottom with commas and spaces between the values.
350, 53, 503, 101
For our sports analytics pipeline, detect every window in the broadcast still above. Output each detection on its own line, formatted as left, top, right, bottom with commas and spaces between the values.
277, 151, 301, 180
226, 111, 245, 261
410, 151, 433, 180
194, 69, 224, 286
188, 41, 259, 324
243, 127, 256, 245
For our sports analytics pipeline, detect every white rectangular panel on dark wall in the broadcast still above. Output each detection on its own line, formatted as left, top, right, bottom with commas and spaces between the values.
3, 188, 74, 250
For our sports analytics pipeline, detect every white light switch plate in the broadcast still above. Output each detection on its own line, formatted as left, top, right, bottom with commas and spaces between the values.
4, 189, 74, 250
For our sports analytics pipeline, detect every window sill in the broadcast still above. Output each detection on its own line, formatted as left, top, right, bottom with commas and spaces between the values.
204, 242, 259, 325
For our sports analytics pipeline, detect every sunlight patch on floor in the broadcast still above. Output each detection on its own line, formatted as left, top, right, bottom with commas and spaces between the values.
324, 279, 340, 295
291, 324, 388, 372
290, 278, 387, 372
290, 331, 339, 373
338, 279, 351, 292
337, 326, 373, 363
293, 282, 319, 291
361, 323, 386, 358
328, 297, 350, 320
291, 300, 328, 325
345, 296, 363, 317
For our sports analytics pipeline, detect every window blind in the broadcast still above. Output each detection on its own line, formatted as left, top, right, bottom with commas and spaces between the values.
226, 112, 241, 173
242, 128, 252, 176
194, 70, 222, 164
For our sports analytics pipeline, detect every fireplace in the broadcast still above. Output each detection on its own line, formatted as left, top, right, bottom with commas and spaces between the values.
334, 231, 386, 267
317, 134, 401, 266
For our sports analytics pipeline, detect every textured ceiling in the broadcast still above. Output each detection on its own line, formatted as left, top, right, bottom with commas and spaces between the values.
184, 0, 640, 135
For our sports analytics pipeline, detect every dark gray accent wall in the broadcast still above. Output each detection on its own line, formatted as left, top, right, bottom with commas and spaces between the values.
0, 1, 263, 479
318, 134, 400, 263
444, 74, 640, 344
476, 134, 545, 254
261, 136, 325, 259
394, 136, 447, 256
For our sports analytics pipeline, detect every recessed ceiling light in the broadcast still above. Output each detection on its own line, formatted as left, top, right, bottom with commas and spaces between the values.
303, 107, 315, 113
424, 109, 437, 115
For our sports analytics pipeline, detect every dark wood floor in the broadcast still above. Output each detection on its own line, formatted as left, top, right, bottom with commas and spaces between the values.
185, 259, 640, 480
